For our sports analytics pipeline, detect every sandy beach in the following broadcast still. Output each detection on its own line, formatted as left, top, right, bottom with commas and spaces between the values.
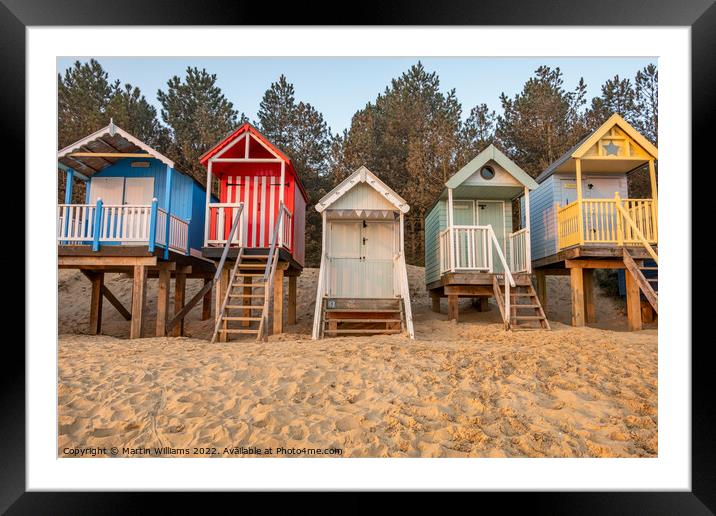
58, 267, 657, 458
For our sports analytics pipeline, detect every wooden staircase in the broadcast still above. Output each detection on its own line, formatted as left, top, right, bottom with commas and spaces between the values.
623, 248, 658, 313
493, 274, 550, 331
320, 298, 404, 338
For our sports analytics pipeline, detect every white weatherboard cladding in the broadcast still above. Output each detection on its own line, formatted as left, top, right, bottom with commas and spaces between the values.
462, 161, 521, 187
327, 220, 396, 298
330, 182, 396, 211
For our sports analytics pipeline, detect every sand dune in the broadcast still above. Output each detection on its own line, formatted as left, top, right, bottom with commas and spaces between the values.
57, 266, 657, 458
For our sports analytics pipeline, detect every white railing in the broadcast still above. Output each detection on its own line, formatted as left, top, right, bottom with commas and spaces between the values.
439, 225, 492, 274
57, 204, 96, 241
58, 202, 190, 254
508, 228, 530, 273
156, 207, 190, 253
99, 204, 153, 242
207, 202, 245, 246
279, 208, 293, 250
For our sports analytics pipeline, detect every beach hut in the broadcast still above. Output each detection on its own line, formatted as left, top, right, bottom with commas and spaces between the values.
57, 121, 216, 339
529, 114, 658, 330
311, 166, 414, 339
424, 144, 548, 329
199, 123, 307, 341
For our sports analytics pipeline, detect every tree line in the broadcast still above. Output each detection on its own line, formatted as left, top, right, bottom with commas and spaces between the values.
58, 59, 657, 267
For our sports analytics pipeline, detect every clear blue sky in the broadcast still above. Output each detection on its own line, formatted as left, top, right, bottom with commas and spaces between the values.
57, 57, 656, 134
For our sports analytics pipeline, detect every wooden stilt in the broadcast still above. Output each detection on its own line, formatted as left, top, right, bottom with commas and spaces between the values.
476, 296, 490, 312
242, 276, 252, 328
583, 268, 596, 323
641, 300, 655, 323
130, 264, 147, 339
88, 271, 104, 335
570, 266, 585, 327
288, 275, 297, 325
172, 271, 186, 337
201, 278, 212, 320
535, 269, 547, 308
272, 266, 285, 335
216, 263, 230, 342
448, 295, 459, 321
625, 268, 643, 331
155, 265, 171, 337
430, 292, 441, 313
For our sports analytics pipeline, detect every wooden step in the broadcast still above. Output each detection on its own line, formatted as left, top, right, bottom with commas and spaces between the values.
241, 256, 269, 260
512, 304, 540, 309
222, 316, 262, 321
325, 318, 402, 323
647, 278, 658, 282
218, 328, 260, 334
513, 315, 543, 320
235, 264, 267, 269
323, 329, 402, 335
324, 308, 400, 313
228, 293, 265, 298
225, 304, 264, 310
234, 273, 265, 277
232, 282, 266, 288
640, 266, 658, 270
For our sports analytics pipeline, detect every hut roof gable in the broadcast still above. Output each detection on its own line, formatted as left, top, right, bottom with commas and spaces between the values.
445, 144, 538, 190
316, 166, 409, 213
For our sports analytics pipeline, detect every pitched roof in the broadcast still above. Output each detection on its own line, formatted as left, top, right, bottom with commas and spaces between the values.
57, 121, 176, 179
316, 166, 409, 213
199, 122, 291, 164
445, 143, 538, 190
535, 114, 658, 184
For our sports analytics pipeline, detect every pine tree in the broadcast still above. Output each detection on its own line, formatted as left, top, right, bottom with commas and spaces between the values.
496, 66, 587, 177
634, 64, 658, 145
458, 103, 496, 167
157, 67, 241, 186
584, 74, 637, 130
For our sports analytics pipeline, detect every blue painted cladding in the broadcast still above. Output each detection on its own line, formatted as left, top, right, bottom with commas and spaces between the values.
92, 158, 210, 251
529, 175, 559, 261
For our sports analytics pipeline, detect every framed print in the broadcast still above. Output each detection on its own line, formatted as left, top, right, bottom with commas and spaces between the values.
4, 0, 712, 510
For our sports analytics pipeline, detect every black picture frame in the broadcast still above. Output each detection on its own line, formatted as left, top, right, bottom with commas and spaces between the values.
4, 0, 709, 511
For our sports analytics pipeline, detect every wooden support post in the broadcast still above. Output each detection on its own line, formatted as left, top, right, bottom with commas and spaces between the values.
273, 266, 285, 335
172, 271, 186, 337
583, 268, 596, 324
535, 269, 547, 308
201, 278, 212, 320
570, 266, 585, 327
242, 276, 252, 327
130, 265, 147, 339
216, 262, 230, 342
288, 275, 297, 325
625, 268, 643, 331
88, 272, 104, 335
448, 295, 459, 322
430, 292, 441, 313
155, 265, 171, 337
477, 296, 490, 312
575, 158, 585, 244
641, 300, 655, 323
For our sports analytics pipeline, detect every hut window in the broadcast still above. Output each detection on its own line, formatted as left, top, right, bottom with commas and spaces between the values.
480, 166, 495, 180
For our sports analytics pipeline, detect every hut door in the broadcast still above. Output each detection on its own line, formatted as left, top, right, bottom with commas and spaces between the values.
476, 201, 505, 273
328, 221, 363, 298
362, 221, 395, 298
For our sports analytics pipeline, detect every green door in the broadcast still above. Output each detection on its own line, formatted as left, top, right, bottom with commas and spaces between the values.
452, 201, 474, 268
477, 201, 505, 273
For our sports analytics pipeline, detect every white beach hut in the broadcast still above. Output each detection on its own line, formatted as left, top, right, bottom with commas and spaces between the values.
311, 166, 414, 339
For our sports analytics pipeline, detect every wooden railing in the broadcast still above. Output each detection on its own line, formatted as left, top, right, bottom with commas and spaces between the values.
509, 228, 530, 273
279, 208, 293, 250
57, 204, 97, 241
58, 201, 190, 254
207, 202, 245, 246
156, 207, 190, 253
557, 201, 582, 249
439, 225, 492, 274
557, 195, 657, 250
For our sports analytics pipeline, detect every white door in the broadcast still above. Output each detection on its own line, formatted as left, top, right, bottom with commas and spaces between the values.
89, 177, 124, 205
362, 221, 395, 298
123, 177, 155, 205
328, 221, 362, 297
